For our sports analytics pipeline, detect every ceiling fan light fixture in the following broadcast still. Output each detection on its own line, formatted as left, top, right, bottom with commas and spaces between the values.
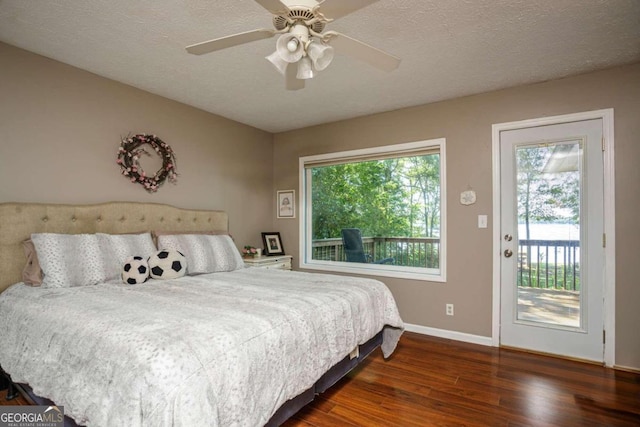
307, 41, 334, 71
266, 51, 288, 75
296, 56, 314, 80
276, 33, 304, 63
186, 1, 402, 90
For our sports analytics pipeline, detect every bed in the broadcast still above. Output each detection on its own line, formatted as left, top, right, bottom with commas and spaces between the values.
0, 202, 404, 427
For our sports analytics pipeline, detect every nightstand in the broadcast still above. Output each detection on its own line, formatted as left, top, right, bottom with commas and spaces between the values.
243, 255, 292, 270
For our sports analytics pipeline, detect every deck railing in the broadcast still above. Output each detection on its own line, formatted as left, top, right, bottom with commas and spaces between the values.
312, 236, 440, 268
517, 239, 580, 291
312, 237, 580, 290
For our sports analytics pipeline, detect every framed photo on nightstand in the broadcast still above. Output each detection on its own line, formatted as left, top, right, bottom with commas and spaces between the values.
262, 232, 285, 256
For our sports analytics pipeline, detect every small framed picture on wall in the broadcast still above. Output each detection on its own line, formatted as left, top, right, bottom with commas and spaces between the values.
262, 232, 285, 256
277, 190, 295, 219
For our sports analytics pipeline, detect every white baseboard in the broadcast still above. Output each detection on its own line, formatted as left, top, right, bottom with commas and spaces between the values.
613, 364, 640, 374
404, 323, 493, 347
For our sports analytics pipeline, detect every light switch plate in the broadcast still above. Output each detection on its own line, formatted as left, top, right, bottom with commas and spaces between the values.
478, 215, 488, 228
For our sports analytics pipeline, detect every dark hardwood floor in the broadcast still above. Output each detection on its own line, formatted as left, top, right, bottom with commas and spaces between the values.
283, 332, 640, 427
2, 332, 639, 426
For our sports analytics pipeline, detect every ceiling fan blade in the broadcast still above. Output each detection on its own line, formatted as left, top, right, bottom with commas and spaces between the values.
326, 32, 401, 72
318, 0, 379, 20
285, 63, 305, 91
186, 29, 275, 55
254, 0, 289, 15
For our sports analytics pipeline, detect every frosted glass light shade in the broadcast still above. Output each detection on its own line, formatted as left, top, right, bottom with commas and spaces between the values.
307, 42, 334, 71
296, 57, 314, 80
266, 51, 288, 75
276, 33, 304, 63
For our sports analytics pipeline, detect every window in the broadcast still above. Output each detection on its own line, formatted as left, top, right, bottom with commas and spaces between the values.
299, 139, 446, 281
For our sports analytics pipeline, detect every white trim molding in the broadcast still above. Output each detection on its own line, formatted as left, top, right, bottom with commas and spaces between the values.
404, 323, 493, 347
298, 138, 447, 282
491, 109, 615, 366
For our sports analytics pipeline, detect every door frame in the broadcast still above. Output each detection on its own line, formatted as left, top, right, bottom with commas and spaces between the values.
491, 109, 615, 366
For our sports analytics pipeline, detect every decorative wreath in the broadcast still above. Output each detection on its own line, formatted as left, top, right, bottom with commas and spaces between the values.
116, 134, 177, 193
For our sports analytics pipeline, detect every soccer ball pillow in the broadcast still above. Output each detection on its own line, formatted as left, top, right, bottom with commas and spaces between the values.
148, 249, 187, 280
121, 256, 150, 285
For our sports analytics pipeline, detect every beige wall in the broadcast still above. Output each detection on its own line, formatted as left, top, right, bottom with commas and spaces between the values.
0, 42, 273, 249
274, 63, 640, 370
2, 41, 638, 369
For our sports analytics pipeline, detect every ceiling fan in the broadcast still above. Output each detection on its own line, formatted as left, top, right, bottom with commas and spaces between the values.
185, 0, 401, 90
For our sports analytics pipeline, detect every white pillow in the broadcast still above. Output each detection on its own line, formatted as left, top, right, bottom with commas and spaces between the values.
97, 233, 156, 266
157, 234, 244, 274
30, 233, 118, 288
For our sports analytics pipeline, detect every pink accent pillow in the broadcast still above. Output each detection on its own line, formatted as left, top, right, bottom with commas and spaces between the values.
22, 239, 43, 286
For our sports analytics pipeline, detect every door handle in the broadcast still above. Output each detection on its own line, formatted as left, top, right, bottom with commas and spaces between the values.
504, 234, 513, 241
504, 249, 513, 258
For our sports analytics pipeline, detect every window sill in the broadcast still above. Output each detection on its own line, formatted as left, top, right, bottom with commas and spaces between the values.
300, 260, 446, 282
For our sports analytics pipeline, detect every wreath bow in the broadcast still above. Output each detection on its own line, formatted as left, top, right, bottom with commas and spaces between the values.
116, 134, 178, 193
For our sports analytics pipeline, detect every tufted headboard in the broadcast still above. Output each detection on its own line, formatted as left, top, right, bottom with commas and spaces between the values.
0, 202, 228, 293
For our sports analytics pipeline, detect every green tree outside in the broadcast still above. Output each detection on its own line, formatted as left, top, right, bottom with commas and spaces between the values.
310, 154, 440, 240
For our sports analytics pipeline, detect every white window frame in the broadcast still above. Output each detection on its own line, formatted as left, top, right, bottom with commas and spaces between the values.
298, 138, 447, 282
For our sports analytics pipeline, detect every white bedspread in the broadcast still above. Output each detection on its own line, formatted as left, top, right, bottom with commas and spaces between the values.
0, 268, 403, 426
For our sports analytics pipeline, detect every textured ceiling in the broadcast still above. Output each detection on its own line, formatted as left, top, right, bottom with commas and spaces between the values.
0, 0, 638, 133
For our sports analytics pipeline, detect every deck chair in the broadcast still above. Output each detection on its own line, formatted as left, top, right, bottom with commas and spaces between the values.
341, 228, 394, 264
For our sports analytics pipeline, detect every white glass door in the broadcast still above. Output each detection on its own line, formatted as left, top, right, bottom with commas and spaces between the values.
499, 119, 604, 362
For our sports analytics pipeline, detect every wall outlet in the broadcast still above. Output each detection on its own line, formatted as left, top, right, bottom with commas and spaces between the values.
446, 304, 454, 316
